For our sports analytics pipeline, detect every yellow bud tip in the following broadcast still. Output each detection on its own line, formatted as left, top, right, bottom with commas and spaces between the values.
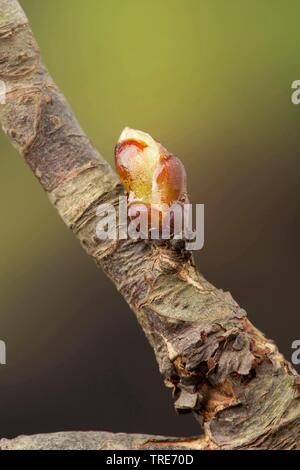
118, 127, 159, 152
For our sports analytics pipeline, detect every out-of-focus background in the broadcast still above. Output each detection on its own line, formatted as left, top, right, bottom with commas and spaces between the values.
0, 0, 299, 438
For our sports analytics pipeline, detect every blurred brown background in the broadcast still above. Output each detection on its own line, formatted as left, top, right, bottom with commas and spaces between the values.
0, 0, 299, 438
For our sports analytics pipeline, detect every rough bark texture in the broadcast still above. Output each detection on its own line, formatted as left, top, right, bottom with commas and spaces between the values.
0, 0, 299, 450
0, 432, 205, 451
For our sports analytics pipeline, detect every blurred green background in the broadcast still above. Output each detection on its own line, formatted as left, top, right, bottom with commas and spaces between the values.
0, 0, 299, 437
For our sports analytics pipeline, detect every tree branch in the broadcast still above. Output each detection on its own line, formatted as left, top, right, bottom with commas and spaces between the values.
0, 432, 205, 451
0, 0, 299, 450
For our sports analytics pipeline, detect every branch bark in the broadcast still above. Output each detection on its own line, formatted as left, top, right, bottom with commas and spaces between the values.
0, 432, 204, 451
0, 0, 299, 450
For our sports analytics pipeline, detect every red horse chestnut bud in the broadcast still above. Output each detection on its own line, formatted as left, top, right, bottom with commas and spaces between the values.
115, 127, 188, 238
115, 128, 188, 229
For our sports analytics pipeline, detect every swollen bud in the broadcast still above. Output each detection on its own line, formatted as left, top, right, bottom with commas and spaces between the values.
114, 128, 188, 224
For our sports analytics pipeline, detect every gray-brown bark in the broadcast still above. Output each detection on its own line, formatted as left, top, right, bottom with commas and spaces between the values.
0, 0, 299, 450
0, 432, 204, 451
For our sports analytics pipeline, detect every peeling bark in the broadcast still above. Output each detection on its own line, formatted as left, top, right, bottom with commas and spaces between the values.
0, 0, 299, 450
